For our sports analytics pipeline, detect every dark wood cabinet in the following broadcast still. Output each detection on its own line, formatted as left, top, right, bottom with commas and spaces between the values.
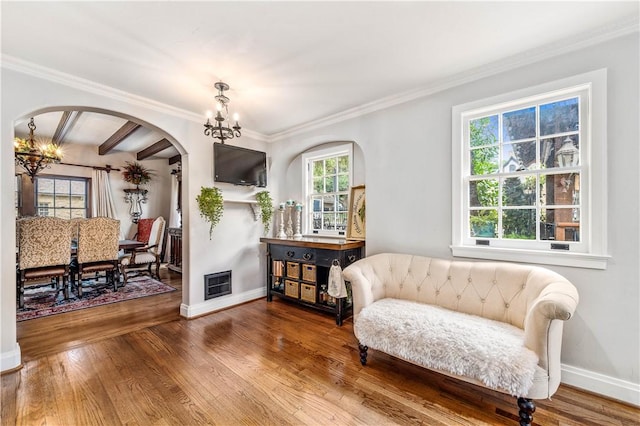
168, 227, 182, 273
260, 237, 365, 325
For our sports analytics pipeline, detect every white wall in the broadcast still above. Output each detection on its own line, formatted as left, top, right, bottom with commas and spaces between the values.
1, 68, 271, 371
270, 34, 640, 404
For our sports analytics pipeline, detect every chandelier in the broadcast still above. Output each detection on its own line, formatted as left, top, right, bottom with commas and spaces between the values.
203, 81, 241, 144
14, 117, 63, 181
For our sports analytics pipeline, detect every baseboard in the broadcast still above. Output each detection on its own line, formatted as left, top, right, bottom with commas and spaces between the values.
562, 363, 640, 406
180, 287, 266, 318
1, 342, 21, 373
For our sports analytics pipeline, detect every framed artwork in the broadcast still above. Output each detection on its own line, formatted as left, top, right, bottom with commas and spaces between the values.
347, 185, 366, 240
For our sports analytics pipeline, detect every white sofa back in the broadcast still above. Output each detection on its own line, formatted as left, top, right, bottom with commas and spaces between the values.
344, 253, 577, 330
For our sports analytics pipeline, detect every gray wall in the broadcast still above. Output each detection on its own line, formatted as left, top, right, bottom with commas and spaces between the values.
270, 33, 640, 403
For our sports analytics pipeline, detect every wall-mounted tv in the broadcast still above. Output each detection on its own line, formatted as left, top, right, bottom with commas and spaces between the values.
214, 143, 267, 187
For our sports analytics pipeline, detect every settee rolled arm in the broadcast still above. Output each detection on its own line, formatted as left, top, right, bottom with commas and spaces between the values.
523, 281, 579, 396
342, 263, 375, 320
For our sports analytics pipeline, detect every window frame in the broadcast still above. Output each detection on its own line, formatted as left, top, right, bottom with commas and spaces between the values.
452, 69, 609, 270
34, 174, 91, 219
302, 143, 353, 237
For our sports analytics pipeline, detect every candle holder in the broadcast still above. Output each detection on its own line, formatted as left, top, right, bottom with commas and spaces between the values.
285, 205, 294, 238
277, 206, 287, 239
294, 204, 303, 240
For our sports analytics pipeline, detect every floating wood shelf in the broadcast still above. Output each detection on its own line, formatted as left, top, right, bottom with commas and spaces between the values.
224, 199, 260, 221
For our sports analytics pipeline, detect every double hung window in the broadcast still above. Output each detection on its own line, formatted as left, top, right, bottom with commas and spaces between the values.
452, 70, 608, 269
302, 144, 353, 237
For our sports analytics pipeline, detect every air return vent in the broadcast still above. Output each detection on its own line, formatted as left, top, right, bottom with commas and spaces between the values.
204, 270, 232, 300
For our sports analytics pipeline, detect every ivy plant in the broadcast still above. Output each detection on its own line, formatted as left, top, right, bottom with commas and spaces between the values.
255, 190, 274, 235
196, 187, 224, 239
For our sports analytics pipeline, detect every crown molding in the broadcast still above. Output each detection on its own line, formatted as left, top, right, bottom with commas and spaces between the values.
268, 17, 639, 142
0, 54, 270, 142
2, 15, 637, 145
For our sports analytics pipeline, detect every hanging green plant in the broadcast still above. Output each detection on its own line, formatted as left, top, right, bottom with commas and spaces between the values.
255, 190, 274, 235
196, 187, 224, 239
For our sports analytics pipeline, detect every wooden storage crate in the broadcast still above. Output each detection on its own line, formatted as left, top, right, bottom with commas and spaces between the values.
301, 264, 316, 283
300, 283, 316, 303
284, 280, 299, 298
286, 262, 300, 279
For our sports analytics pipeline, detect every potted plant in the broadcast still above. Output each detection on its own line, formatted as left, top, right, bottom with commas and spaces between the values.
122, 161, 154, 186
196, 187, 224, 239
255, 190, 274, 235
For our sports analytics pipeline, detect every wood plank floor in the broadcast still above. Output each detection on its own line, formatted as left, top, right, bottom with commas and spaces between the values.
3, 268, 639, 425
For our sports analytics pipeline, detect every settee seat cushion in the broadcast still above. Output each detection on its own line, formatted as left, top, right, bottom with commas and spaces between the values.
355, 298, 539, 396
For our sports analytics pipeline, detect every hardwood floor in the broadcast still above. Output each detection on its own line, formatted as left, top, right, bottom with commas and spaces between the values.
3, 269, 639, 425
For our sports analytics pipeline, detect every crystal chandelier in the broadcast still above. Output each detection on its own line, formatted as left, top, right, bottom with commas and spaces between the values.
203, 81, 241, 144
14, 117, 63, 181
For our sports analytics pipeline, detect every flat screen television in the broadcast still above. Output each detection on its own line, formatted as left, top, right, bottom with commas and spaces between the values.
214, 143, 267, 187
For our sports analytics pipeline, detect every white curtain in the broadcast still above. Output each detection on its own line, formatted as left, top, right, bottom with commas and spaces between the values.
168, 175, 180, 229
91, 169, 118, 219
165, 176, 181, 262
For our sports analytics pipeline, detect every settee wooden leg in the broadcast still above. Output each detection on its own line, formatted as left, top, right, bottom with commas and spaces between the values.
358, 343, 368, 366
517, 397, 535, 426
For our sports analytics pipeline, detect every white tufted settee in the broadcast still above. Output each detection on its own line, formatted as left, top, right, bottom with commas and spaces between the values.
342, 253, 579, 426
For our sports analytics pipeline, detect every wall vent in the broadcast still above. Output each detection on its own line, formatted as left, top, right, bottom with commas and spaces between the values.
204, 270, 232, 300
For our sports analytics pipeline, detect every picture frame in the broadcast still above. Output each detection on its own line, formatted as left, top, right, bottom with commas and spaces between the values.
347, 185, 366, 240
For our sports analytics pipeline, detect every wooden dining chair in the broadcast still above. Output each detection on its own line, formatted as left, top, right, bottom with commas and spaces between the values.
120, 216, 166, 285
16, 217, 73, 309
71, 217, 121, 297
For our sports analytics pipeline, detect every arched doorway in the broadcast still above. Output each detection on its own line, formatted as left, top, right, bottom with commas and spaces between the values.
12, 107, 187, 361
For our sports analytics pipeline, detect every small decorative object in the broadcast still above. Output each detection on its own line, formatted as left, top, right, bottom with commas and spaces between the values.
277, 204, 287, 239
285, 202, 294, 238
196, 187, 224, 239
347, 185, 366, 240
124, 188, 148, 223
255, 190, 274, 235
122, 161, 154, 185
293, 203, 303, 240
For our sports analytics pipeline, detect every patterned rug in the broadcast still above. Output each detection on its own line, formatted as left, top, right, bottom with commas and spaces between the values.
17, 276, 176, 322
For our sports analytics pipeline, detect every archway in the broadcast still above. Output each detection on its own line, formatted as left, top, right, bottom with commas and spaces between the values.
11, 106, 188, 358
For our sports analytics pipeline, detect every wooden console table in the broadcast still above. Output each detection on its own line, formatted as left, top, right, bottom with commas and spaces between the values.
260, 237, 365, 325
168, 227, 182, 273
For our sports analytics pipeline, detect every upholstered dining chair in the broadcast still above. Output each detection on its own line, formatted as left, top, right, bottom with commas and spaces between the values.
133, 217, 155, 244
71, 217, 121, 298
16, 216, 73, 309
120, 216, 166, 285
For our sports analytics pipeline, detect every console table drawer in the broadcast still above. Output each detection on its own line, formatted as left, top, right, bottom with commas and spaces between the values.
270, 245, 315, 262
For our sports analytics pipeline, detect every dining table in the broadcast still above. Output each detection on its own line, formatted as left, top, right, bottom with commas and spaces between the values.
118, 239, 146, 252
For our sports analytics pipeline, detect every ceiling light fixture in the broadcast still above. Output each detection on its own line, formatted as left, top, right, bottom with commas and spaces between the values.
203, 81, 241, 144
14, 117, 63, 181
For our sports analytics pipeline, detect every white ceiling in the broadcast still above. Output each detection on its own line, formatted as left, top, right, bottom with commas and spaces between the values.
2, 1, 639, 153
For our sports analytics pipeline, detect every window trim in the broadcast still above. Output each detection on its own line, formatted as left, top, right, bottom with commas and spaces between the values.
301, 143, 353, 237
452, 69, 609, 270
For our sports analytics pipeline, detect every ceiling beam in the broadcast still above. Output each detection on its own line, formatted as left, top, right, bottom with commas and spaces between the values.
98, 121, 140, 155
137, 138, 173, 160
52, 111, 81, 145
168, 155, 181, 165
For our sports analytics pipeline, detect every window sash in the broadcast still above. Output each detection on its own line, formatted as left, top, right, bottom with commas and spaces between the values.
35, 176, 89, 219
461, 88, 588, 251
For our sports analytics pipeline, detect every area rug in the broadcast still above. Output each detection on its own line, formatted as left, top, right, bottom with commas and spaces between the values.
17, 276, 176, 322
